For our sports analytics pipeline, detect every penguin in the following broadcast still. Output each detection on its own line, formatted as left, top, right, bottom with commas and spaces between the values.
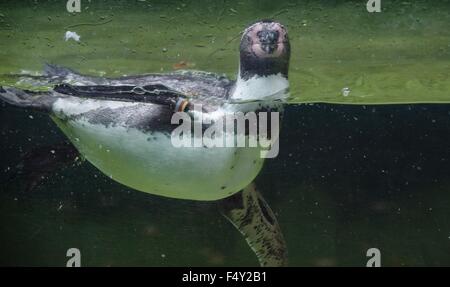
0, 20, 290, 266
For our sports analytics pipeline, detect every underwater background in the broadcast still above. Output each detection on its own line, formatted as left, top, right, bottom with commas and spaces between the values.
0, 0, 449, 266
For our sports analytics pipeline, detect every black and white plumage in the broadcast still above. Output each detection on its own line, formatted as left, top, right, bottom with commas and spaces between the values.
0, 20, 290, 266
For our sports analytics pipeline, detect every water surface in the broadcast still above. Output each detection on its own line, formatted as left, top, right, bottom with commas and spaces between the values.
0, 0, 450, 266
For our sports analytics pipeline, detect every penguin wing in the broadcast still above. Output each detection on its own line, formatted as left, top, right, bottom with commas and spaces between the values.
44, 64, 234, 101
1, 64, 233, 113
52, 83, 189, 112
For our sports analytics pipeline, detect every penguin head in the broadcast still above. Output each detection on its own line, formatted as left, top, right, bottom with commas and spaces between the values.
239, 20, 290, 80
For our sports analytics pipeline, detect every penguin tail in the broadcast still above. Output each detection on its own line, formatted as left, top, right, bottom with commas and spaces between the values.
44, 63, 77, 78
43, 63, 105, 85
0, 86, 56, 112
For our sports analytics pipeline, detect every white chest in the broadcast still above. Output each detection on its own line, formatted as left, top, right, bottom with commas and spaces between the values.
231, 73, 289, 103
50, 97, 265, 201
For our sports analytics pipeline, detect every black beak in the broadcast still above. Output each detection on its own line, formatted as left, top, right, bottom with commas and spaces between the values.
257, 30, 279, 54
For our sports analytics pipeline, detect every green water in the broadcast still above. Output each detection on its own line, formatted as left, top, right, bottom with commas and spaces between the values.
1, 0, 450, 267
0, 0, 449, 103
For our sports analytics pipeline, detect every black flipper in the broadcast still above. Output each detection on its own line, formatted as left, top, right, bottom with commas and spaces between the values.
41, 64, 233, 100
53, 83, 189, 110
53, 83, 219, 114
0, 86, 57, 112
218, 183, 288, 267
